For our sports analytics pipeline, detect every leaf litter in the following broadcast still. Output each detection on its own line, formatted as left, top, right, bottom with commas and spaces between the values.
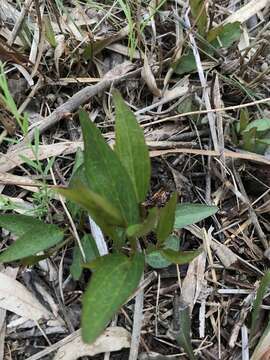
0, 0, 270, 359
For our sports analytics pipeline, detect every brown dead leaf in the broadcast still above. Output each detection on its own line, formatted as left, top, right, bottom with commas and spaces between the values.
210, 240, 238, 268
0, 271, 53, 321
53, 327, 131, 360
103, 61, 135, 80
0, 141, 83, 173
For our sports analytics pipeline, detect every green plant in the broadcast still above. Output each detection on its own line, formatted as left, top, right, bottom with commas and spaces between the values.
172, 4, 242, 75
116, 0, 167, 59
0, 91, 218, 344
234, 109, 270, 154
0, 62, 29, 134
0, 63, 54, 217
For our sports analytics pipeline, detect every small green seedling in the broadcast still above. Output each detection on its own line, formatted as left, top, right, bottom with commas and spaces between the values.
235, 109, 270, 154
0, 91, 218, 344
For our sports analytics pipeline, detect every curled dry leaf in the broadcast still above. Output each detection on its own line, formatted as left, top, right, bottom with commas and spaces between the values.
0, 272, 52, 321
53, 327, 131, 360
141, 56, 161, 97
54, 35, 66, 76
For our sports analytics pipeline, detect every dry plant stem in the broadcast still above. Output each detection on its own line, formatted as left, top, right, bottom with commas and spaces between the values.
241, 325, 249, 360
184, 11, 219, 152
3, 142, 270, 176
233, 169, 268, 250
143, 96, 270, 127
21, 68, 142, 145
7, 0, 33, 46
150, 148, 270, 166
0, 322, 5, 360
128, 276, 144, 360
213, 75, 226, 177
229, 293, 253, 348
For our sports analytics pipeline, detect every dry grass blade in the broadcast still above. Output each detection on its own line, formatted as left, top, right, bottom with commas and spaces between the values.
150, 148, 270, 166
224, 0, 269, 24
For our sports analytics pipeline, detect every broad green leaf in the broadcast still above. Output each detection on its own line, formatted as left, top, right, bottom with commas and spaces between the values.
146, 235, 180, 269
126, 207, 158, 238
0, 214, 44, 236
172, 52, 197, 75
82, 252, 144, 343
114, 91, 151, 203
157, 192, 177, 244
244, 118, 270, 133
161, 248, 202, 265
251, 270, 270, 337
70, 234, 99, 280
207, 22, 241, 49
176, 305, 196, 360
0, 224, 64, 263
57, 181, 125, 227
174, 203, 218, 229
80, 110, 139, 225
190, 0, 207, 36
61, 173, 127, 245
22, 238, 70, 266
257, 137, 270, 145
